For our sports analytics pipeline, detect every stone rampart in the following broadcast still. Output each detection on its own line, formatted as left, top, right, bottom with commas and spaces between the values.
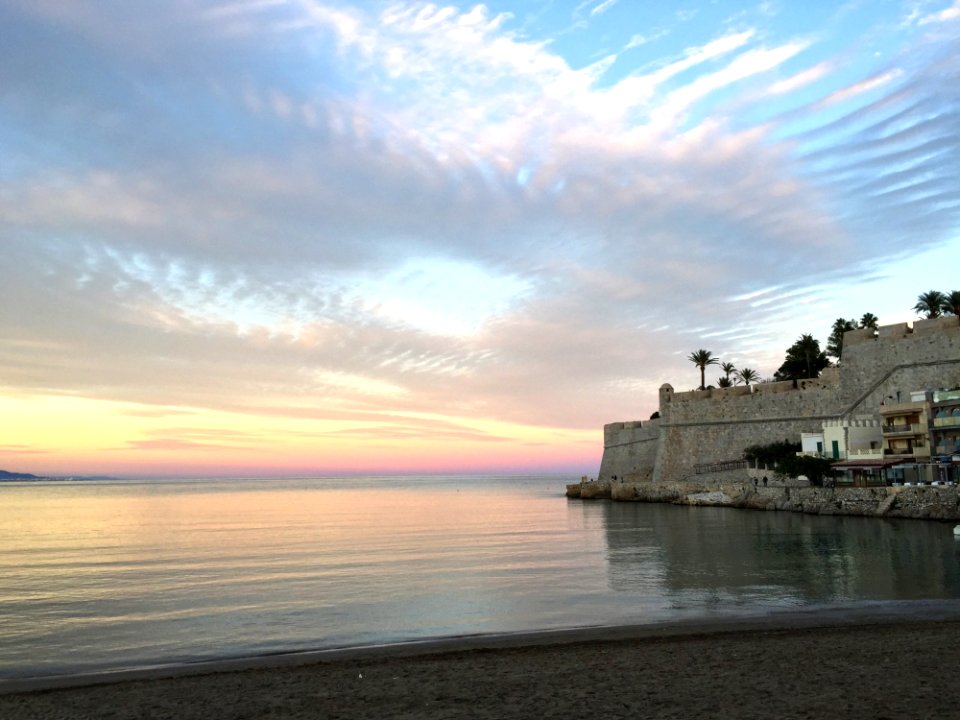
597, 419, 659, 482
599, 318, 960, 495
653, 380, 845, 483
832, 315, 960, 412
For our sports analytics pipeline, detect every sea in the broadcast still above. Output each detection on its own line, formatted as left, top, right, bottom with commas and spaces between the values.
2, 474, 960, 681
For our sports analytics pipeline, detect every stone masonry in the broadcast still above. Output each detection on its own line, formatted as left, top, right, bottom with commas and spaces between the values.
598, 317, 960, 491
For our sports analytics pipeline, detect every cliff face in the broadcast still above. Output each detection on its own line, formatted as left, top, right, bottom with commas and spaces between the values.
598, 317, 960, 488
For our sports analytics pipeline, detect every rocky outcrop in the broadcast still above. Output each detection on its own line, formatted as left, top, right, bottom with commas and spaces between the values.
566, 480, 611, 499
579, 479, 960, 522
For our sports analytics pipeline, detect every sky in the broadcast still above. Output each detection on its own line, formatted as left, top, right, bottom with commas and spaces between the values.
1, 0, 959, 478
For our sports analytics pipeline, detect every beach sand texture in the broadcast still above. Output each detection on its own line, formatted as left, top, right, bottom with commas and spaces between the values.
3, 612, 960, 720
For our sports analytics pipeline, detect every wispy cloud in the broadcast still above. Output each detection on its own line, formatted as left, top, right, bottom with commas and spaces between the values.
766, 61, 833, 95
918, 0, 960, 25
814, 68, 904, 109
590, 0, 620, 17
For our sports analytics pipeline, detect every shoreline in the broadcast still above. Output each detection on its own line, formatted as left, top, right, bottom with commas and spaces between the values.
6, 605, 960, 719
570, 476, 960, 522
5, 601, 960, 698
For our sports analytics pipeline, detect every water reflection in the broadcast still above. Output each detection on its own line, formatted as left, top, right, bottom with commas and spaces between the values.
602, 503, 960, 604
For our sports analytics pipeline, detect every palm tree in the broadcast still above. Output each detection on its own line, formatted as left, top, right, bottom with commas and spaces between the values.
687, 349, 719, 391
914, 290, 946, 319
737, 368, 759, 385
859, 312, 878, 330
720, 361, 737, 383
826, 318, 856, 361
795, 333, 822, 379
942, 291, 960, 316
717, 376, 734, 388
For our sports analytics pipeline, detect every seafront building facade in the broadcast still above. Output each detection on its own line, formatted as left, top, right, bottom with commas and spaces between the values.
794, 389, 960, 486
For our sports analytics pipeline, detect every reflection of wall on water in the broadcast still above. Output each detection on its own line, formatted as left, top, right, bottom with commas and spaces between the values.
600, 502, 960, 601
846, 518, 960, 599
600, 502, 668, 593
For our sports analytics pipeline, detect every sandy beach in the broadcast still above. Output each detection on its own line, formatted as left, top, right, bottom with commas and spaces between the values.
3, 606, 960, 720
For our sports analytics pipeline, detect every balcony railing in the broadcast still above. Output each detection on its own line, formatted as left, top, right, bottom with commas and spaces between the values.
933, 389, 960, 403
884, 446, 931, 457
882, 423, 923, 435
933, 416, 960, 427
847, 448, 884, 460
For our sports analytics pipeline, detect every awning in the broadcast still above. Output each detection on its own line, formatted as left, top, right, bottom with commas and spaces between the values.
830, 459, 899, 470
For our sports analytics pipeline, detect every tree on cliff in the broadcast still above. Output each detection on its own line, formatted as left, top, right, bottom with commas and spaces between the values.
826, 318, 856, 362
914, 290, 946, 318
942, 291, 960, 316
687, 349, 719, 391
720, 361, 737, 381
716, 361, 737, 388
737, 368, 759, 385
859, 312, 879, 330
743, 440, 832, 486
773, 334, 830, 381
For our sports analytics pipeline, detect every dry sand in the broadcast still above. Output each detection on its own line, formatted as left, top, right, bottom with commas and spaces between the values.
3, 607, 960, 719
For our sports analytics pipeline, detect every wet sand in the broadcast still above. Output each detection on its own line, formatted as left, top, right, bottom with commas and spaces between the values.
4, 606, 960, 719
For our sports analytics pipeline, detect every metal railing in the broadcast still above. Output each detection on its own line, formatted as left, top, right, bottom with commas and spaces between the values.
882, 423, 922, 434
694, 460, 748, 474
933, 389, 960, 403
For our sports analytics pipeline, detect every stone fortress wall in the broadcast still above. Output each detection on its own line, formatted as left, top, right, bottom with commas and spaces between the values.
597, 418, 660, 482
599, 316, 960, 485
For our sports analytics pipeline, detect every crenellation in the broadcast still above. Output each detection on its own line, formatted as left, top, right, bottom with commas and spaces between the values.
749, 380, 795, 395
878, 322, 911, 339
843, 327, 876, 347
913, 316, 960, 335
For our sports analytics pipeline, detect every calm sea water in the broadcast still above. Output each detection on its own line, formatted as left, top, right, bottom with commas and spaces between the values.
1, 475, 960, 680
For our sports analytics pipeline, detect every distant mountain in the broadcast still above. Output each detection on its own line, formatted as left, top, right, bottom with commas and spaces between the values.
0, 470, 116, 482
0, 469, 42, 480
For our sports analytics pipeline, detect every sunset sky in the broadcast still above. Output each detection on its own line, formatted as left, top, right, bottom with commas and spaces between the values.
2, 0, 959, 477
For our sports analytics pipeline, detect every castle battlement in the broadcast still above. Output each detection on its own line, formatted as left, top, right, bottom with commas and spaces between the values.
599, 316, 960, 485
846, 316, 960, 347
667, 365, 841, 404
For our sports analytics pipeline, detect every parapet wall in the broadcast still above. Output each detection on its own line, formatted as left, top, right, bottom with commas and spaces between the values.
834, 316, 960, 412
598, 418, 660, 482
653, 381, 843, 482
600, 317, 960, 486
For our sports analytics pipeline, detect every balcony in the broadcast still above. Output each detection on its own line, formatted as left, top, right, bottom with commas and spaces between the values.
884, 446, 931, 458
881, 423, 924, 436
933, 416, 960, 428
933, 389, 960, 403
847, 448, 885, 461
